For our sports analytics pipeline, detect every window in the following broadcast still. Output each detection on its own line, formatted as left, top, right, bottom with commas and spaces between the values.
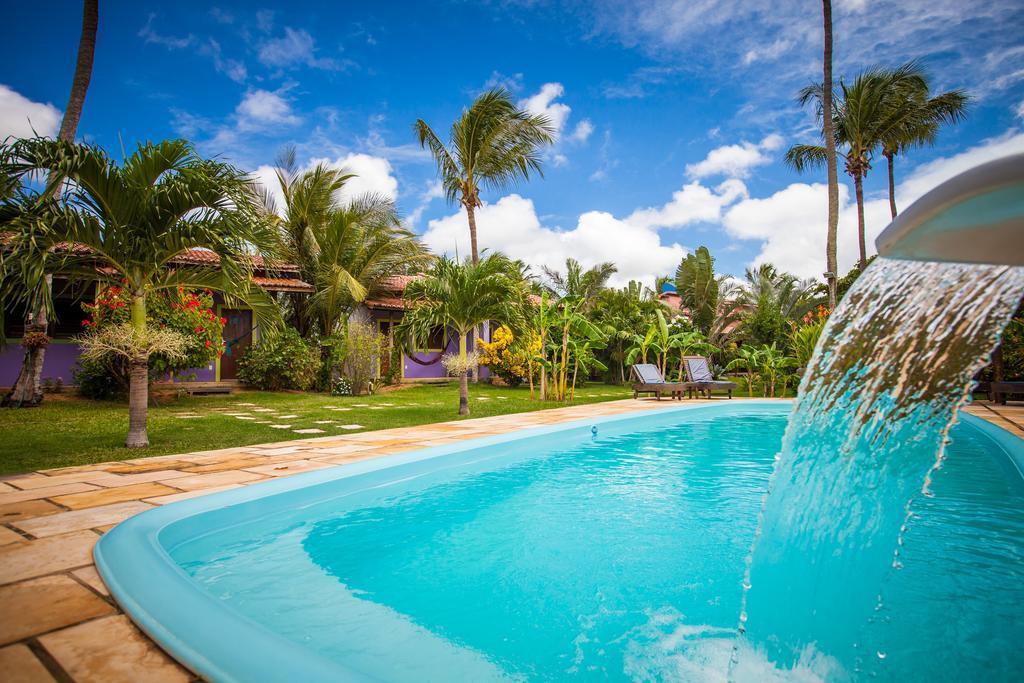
413, 326, 447, 352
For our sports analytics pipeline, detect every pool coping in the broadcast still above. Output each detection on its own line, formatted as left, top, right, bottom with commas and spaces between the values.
0, 397, 1021, 681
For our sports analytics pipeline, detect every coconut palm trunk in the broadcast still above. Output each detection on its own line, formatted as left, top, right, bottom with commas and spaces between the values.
885, 150, 898, 218
853, 171, 867, 269
465, 202, 480, 265
821, 0, 839, 309
5, 0, 98, 408
126, 291, 149, 448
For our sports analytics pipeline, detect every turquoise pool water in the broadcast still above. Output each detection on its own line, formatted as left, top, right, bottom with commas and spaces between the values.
96, 403, 1024, 682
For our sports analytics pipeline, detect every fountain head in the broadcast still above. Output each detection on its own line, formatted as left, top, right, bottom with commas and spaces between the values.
875, 153, 1024, 266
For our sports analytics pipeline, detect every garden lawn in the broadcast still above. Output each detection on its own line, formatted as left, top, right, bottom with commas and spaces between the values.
0, 382, 632, 475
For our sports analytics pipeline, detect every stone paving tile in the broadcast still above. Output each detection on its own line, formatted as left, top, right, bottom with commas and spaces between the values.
102, 460, 192, 475
71, 566, 109, 597
50, 483, 182, 511
142, 484, 241, 506
242, 459, 335, 477
40, 615, 191, 683
0, 483, 101, 506
0, 525, 27, 546
12, 502, 153, 539
0, 575, 115, 645
180, 456, 270, 474
80, 470, 191, 487
0, 500, 64, 524
0, 643, 57, 682
2, 473, 106, 491
0, 531, 98, 585
165, 469, 266, 491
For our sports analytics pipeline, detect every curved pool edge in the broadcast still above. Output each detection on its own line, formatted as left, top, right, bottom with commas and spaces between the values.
93, 400, 1024, 682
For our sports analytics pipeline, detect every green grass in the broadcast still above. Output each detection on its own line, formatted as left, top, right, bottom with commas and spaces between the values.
0, 382, 633, 475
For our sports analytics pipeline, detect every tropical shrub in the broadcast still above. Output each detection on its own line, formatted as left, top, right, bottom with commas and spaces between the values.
340, 321, 387, 396
74, 356, 127, 400
237, 328, 319, 391
790, 318, 828, 369
478, 325, 538, 387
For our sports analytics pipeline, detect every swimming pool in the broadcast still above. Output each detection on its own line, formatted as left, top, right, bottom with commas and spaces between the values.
95, 402, 1024, 682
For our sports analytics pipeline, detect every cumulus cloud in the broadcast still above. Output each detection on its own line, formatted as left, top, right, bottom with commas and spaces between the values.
236, 90, 301, 130
421, 194, 686, 287
0, 85, 61, 139
686, 134, 784, 179
138, 13, 193, 49
570, 119, 594, 143
722, 130, 1024, 278
519, 83, 572, 138
253, 152, 399, 216
627, 179, 747, 230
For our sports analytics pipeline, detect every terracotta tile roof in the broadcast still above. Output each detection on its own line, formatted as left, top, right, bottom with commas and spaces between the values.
378, 274, 421, 291
363, 296, 407, 311
251, 277, 315, 293
170, 249, 300, 273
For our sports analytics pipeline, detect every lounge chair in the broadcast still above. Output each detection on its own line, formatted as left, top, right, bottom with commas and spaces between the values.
630, 363, 695, 400
682, 356, 736, 399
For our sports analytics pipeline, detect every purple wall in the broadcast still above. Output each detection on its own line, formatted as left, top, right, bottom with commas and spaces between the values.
399, 331, 489, 380
0, 342, 83, 386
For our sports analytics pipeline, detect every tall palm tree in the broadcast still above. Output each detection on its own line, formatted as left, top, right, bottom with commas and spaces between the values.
787, 64, 930, 269
263, 149, 431, 337
2, 138, 280, 447
821, 0, 839, 309
879, 65, 969, 218
5, 0, 98, 408
397, 254, 525, 415
414, 88, 554, 264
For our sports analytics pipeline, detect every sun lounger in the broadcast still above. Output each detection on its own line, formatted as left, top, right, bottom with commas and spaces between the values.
630, 363, 695, 400
682, 356, 736, 399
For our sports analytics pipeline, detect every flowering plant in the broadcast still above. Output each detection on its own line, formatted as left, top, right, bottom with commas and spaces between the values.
801, 304, 831, 326
81, 285, 225, 376
477, 326, 540, 387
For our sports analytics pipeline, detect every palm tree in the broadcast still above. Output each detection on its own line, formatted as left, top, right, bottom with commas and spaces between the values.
730, 264, 819, 347
414, 88, 554, 264
725, 346, 764, 397
879, 65, 969, 218
2, 138, 280, 447
821, 0, 839, 309
263, 150, 431, 337
5, 0, 98, 408
675, 246, 726, 335
787, 64, 932, 269
397, 254, 525, 415
543, 258, 617, 310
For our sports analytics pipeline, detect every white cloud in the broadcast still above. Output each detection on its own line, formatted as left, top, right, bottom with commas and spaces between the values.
422, 194, 686, 287
138, 13, 193, 49
742, 38, 793, 65
686, 134, 784, 179
406, 180, 446, 227
0, 85, 61, 139
570, 119, 594, 143
254, 152, 399, 216
236, 90, 301, 129
1017, 100, 1024, 119
722, 130, 1024, 278
258, 27, 344, 70
627, 179, 747, 230
519, 83, 572, 139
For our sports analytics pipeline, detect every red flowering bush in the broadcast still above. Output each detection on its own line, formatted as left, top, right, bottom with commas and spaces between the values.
81, 285, 225, 377
801, 304, 831, 326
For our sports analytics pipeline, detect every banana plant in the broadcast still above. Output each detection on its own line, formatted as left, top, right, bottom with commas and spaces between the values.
669, 329, 717, 382
725, 346, 764, 397
755, 342, 797, 398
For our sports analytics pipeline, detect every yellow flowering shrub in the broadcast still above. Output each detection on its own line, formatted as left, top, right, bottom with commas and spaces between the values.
478, 326, 540, 387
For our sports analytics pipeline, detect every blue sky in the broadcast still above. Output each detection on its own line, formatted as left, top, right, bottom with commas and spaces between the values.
2, 0, 1022, 286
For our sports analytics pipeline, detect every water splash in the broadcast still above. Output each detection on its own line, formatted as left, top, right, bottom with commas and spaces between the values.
733, 257, 1024, 680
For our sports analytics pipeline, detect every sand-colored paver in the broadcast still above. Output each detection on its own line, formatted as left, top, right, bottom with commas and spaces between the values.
50, 483, 181, 511
0, 531, 98, 585
0, 500, 63, 524
165, 470, 266, 491
0, 397, 1016, 682
12, 502, 153, 539
0, 575, 115, 645
70, 566, 109, 597
39, 615, 191, 683
0, 643, 57, 682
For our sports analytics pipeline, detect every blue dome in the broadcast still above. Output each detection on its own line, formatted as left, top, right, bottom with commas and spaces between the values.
660, 282, 677, 294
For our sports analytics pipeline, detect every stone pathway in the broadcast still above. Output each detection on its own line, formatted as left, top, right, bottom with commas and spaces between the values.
0, 397, 1018, 681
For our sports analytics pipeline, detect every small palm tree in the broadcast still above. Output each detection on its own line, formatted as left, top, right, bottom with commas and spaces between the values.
2, 138, 280, 447
415, 88, 554, 264
397, 254, 526, 415
543, 258, 617, 311
725, 346, 764, 397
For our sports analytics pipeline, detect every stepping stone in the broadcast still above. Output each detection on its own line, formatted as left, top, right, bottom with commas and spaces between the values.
233, 402, 257, 406
278, 414, 299, 419
222, 413, 250, 417
269, 424, 293, 429
379, 403, 395, 407
327, 407, 351, 411
174, 414, 203, 419
476, 397, 491, 401
496, 396, 508, 400
255, 421, 273, 425
313, 420, 334, 424
234, 416, 256, 420
293, 428, 325, 434
252, 408, 275, 413
352, 404, 369, 407
336, 424, 364, 430
369, 406, 384, 410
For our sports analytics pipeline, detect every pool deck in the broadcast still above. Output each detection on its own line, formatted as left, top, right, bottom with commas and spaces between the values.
0, 397, 1020, 682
